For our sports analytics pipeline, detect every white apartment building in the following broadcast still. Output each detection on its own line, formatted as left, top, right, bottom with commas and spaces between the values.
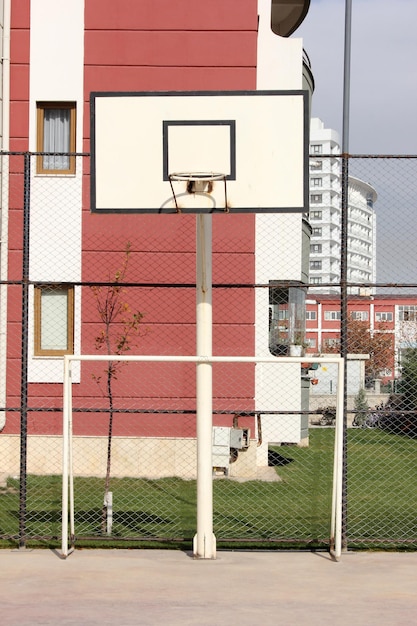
309, 118, 377, 294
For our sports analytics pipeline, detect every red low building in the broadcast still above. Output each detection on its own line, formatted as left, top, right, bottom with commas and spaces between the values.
306, 293, 417, 383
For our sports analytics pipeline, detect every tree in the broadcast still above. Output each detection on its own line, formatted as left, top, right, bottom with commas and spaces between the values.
398, 347, 417, 410
396, 319, 417, 393
91, 242, 144, 533
325, 315, 394, 381
348, 317, 394, 381
379, 348, 417, 437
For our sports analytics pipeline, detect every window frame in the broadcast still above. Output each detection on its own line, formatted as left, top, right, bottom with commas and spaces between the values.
324, 310, 341, 321
398, 305, 417, 322
310, 260, 322, 270
36, 102, 76, 175
350, 311, 369, 321
310, 244, 322, 253
34, 284, 74, 356
324, 337, 341, 349
375, 311, 393, 322
310, 194, 323, 204
310, 210, 322, 219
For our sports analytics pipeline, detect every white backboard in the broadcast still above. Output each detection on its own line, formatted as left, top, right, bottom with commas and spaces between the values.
90, 90, 309, 214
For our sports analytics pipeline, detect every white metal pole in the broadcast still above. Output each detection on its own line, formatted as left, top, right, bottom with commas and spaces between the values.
193, 213, 216, 559
68, 362, 75, 547
330, 408, 338, 553
335, 357, 344, 559
61, 356, 70, 558
330, 358, 344, 561
64, 355, 342, 365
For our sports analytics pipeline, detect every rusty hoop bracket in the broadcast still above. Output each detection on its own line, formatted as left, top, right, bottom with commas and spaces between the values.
168, 172, 228, 213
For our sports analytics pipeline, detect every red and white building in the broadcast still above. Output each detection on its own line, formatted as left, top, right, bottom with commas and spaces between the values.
306, 293, 417, 383
0, 1, 315, 477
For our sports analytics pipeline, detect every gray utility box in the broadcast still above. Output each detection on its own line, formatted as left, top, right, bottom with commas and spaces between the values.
212, 426, 250, 474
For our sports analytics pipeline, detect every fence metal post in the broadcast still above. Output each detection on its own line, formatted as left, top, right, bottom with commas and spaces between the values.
340, 154, 349, 551
19, 152, 30, 548
340, 0, 353, 551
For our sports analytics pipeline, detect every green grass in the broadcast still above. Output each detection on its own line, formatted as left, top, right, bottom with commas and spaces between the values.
1, 428, 416, 550
213, 429, 335, 547
347, 428, 417, 548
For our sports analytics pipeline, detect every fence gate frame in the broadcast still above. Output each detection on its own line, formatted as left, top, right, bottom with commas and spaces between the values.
61, 354, 344, 560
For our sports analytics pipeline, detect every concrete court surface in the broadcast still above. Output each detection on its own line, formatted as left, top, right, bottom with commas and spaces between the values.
0, 549, 416, 626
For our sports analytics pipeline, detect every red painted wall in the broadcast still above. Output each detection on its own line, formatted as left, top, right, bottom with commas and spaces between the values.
5, 1, 31, 433
9, 0, 30, 150
78, 0, 257, 435
6, 0, 258, 436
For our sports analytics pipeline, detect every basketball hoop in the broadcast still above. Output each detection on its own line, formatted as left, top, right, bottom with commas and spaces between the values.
168, 172, 228, 213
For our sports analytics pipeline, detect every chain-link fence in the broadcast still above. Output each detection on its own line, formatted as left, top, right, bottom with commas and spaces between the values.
0, 152, 416, 550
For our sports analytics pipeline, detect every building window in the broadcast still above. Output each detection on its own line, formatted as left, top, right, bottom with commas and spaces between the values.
398, 306, 417, 322
37, 102, 76, 174
312, 144, 322, 154
380, 368, 392, 377
277, 309, 289, 320
310, 260, 322, 270
310, 244, 322, 253
306, 311, 317, 321
324, 338, 340, 349
312, 227, 322, 236
310, 277, 322, 285
310, 195, 323, 205
310, 160, 322, 171
311, 177, 322, 187
351, 311, 369, 321
34, 285, 74, 355
375, 311, 393, 322
324, 311, 341, 321
310, 210, 322, 218
310, 194, 323, 204
305, 337, 316, 348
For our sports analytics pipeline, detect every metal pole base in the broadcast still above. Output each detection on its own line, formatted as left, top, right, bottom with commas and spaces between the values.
192, 533, 217, 559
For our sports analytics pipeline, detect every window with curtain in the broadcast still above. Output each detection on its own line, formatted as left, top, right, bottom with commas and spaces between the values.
34, 285, 74, 355
37, 103, 76, 174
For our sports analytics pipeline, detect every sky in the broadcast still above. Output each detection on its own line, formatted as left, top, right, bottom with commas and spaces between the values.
297, 0, 417, 154
297, 0, 417, 285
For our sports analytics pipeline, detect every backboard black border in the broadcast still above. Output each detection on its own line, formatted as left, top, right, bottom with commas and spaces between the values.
90, 90, 309, 214
162, 120, 236, 182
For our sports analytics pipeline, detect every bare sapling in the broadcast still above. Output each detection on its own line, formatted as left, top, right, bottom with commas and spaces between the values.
91, 242, 143, 533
